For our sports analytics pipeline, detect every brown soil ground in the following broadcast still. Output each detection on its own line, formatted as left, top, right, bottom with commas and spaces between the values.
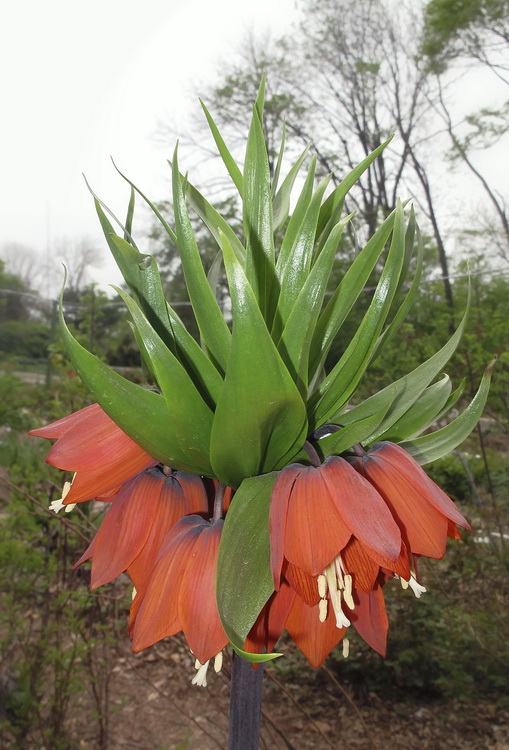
59, 635, 508, 750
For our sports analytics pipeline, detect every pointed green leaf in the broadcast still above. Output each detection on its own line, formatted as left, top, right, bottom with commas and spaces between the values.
216, 473, 277, 648
271, 119, 286, 197
435, 378, 465, 421
103, 228, 223, 404
400, 360, 495, 465
243, 103, 276, 319
124, 186, 136, 242
115, 287, 214, 469
172, 147, 231, 372
273, 173, 331, 339
59, 290, 210, 474
342, 295, 471, 444
377, 374, 452, 443
396, 205, 416, 294
276, 155, 317, 280
309, 209, 396, 380
278, 218, 349, 395
370, 219, 423, 364
111, 160, 178, 244
210, 233, 307, 488
170, 162, 246, 265
315, 389, 394, 458
200, 99, 243, 195
316, 137, 394, 240
272, 146, 310, 230
309, 201, 406, 428
231, 645, 283, 663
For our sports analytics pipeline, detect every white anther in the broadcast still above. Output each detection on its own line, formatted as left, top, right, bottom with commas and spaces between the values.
334, 556, 346, 589
318, 574, 327, 598
343, 574, 355, 610
408, 576, 426, 599
192, 660, 210, 687
400, 576, 409, 590
319, 598, 328, 622
342, 638, 350, 659
214, 652, 223, 673
49, 480, 76, 514
333, 590, 351, 629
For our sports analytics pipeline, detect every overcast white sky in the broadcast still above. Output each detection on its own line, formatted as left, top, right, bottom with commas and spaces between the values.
0, 0, 299, 291
1, 0, 507, 296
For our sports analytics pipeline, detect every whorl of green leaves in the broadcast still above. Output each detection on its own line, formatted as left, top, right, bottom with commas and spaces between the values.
61, 80, 492, 658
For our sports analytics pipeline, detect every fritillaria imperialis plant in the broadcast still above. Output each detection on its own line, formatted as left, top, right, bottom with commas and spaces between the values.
31, 81, 492, 727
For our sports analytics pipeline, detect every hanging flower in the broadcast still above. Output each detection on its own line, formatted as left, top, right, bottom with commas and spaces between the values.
347, 441, 471, 560
129, 515, 228, 682
29, 403, 157, 505
73, 467, 209, 591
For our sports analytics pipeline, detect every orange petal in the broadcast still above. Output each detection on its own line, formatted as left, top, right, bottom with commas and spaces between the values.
270, 465, 303, 587
244, 581, 296, 654
130, 516, 203, 651
29, 403, 102, 439
355, 538, 411, 582
341, 538, 380, 592
369, 442, 471, 530
350, 584, 388, 657
283, 560, 320, 606
88, 469, 165, 589
321, 456, 402, 561
73, 535, 96, 571
447, 520, 462, 540
353, 455, 449, 559
128, 472, 208, 590
64, 453, 157, 505
284, 465, 352, 576
285, 595, 346, 667
178, 519, 228, 664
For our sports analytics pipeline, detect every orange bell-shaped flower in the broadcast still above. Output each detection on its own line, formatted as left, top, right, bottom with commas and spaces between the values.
29, 403, 156, 504
348, 441, 471, 559
74, 467, 208, 590
130, 515, 228, 666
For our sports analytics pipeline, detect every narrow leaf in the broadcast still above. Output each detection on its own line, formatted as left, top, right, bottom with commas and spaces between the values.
170, 161, 246, 265
309, 201, 406, 428
316, 137, 394, 239
315, 390, 394, 459
377, 374, 452, 442
400, 360, 495, 465
58, 285, 211, 474
210, 233, 307, 488
172, 147, 231, 372
271, 119, 286, 197
278, 219, 349, 395
243, 103, 276, 319
272, 146, 309, 230
200, 98, 243, 195
309, 209, 396, 379
115, 287, 214, 467
124, 186, 136, 241
273, 172, 331, 339
342, 294, 471, 444
370, 219, 423, 364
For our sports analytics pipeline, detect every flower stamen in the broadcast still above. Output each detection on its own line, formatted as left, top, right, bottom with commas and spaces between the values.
49, 477, 77, 514
192, 659, 210, 687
